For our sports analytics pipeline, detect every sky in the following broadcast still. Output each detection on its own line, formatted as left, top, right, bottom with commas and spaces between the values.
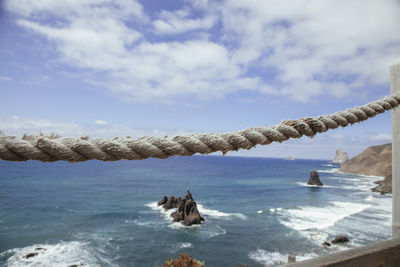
0, 0, 400, 160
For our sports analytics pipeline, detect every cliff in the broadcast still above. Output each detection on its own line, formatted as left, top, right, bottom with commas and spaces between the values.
339, 143, 392, 194
332, 148, 349, 165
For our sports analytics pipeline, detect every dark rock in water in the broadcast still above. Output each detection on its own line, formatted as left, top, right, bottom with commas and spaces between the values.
157, 196, 168, 206
307, 170, 323, 186
24, 252, 38, 258
163, 195, 179, 210
323, 241, 331, 247
185, 189, 193, 200
171, 198, 184, 222
331, 235, 349, 244
67, 264, 83, 267
158, 190, 204, 226
34, 247, 46, 251
182, 198, 204, 226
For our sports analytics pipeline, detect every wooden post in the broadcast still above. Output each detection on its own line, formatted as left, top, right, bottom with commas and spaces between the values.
392, 63, 400, 238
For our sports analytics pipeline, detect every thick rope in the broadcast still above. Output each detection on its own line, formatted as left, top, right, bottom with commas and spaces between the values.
1, 94, 399, 162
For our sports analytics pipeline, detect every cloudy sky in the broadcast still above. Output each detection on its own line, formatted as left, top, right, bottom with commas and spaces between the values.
1, 0, 399, 159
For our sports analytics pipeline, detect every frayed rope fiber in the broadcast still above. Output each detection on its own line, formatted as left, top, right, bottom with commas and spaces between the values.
1, 94, 400, 162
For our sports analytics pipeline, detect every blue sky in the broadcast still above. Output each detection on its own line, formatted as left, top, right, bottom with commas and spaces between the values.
0, 0, 399, 159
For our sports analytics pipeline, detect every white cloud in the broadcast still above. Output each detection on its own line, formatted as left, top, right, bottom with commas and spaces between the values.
368, 133, 392, 142
5, 0, 148, 21
95, 120, 109, 126
0, 116, 82, 136
5, 0, 400, 103
0, 76, 12, 81
331, 134, 345, 140
222, 0, 400, 101
153, 8, 216, 35
0, 116, 163, 138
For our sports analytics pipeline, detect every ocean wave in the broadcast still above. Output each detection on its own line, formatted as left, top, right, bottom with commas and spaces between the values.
197, 204, 247, 220
335, 172, 384, 179
322, 164, 336, 167
269, 208, 283, 213
175, 242, 193, 249
248, 249, 317, 266
209, 225, 227, 238
296, 182, 337, 188
316, 168, 339, 173
278, 201, 371, 231
1, 241, 104, 267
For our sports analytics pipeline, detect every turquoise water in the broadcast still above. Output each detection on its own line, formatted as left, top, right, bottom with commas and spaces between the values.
0, 156, 392, 266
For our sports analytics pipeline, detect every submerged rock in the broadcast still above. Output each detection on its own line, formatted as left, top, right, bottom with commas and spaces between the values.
307, 170, 323, 186
331, 235, 349, 244
323, 241, 331, 247
24, 252, 38, 259
158, 190, 204, 226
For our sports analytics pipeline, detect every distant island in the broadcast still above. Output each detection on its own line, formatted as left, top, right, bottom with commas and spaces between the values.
332, 148, 349, 166
285, 156, 295, 161
339, 143, 392, 194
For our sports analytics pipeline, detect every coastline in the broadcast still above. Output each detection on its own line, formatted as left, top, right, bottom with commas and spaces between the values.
338, 143, 392, 195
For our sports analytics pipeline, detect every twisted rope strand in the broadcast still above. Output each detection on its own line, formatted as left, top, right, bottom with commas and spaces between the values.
1, 94, 399, 162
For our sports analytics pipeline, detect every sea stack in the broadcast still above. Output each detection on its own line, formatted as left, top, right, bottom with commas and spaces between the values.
157, 190, 204, 226
308, 170, 323, 186
332, 148, 349, 166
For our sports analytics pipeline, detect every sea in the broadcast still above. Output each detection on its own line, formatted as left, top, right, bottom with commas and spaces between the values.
0, 156, 392, 267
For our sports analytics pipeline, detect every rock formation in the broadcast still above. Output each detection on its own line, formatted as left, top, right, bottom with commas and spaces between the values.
332, 148, 349, 165
307, 170, 323, 186
340, 143, 392, 194
322, 241, 331, 247
157, 190, 204, 226
331, 235, 349, 244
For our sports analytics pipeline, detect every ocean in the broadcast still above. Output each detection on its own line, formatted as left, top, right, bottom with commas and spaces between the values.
0, 156, 392, 266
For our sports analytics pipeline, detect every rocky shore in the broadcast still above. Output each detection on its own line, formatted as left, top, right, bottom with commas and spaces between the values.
339, 143, 392, 194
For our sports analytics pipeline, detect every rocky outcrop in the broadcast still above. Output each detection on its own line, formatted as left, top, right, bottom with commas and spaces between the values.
372, 174, 392, 194
24, 253, 38, 259
308, 170, 323, 186
331, 235, 349, 244
158, 190, 204, 226
340, 143, 392, 194
332, 148, 349, 165
157, 196, 167, 206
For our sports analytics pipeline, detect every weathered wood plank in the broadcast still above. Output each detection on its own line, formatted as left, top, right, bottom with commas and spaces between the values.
283, 238, 400, 267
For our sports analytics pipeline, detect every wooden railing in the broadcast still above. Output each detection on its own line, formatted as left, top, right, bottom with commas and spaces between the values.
283, 238, 400, 267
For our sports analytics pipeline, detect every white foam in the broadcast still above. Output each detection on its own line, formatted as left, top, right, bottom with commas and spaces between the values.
145, 202, 247, 223
322, 164, 335, 167
209, 225, 227, 238
296, 182, 337, 188
168, 222, 201, 229
145, 202, 177, 223
3, 241, 103, 267
248, 249, 317, 266
269, 208, 283, 213
257, 210, 263, 214
197, 204, 247, 220
278, 201, 371, 231
176, 242, 193, 249
316, 168, 339, 173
